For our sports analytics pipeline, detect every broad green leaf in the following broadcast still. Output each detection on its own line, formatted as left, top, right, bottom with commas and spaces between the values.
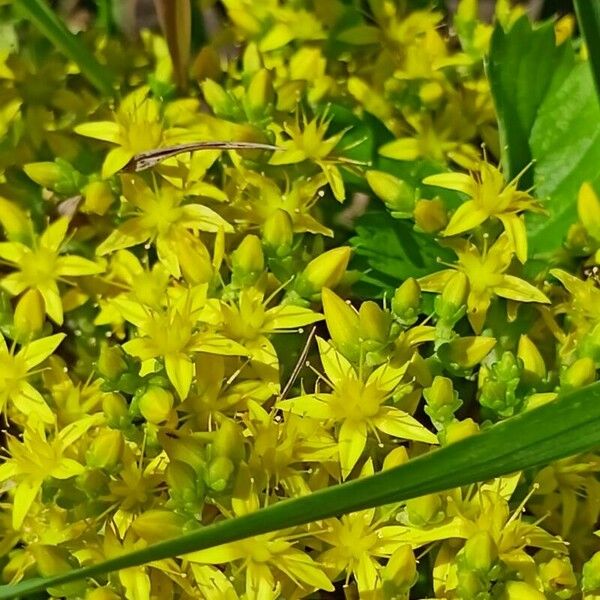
527, 62, 600, 254
14, 0, 114, 96
488, 16, 574, 187
574, 0, 600, 100
4, 382, 600, 598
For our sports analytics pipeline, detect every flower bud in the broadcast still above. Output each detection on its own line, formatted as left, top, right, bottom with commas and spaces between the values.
212, 418, 245, 464
443, 418, 479, 445
86, 430, 123, 470
13, 288, 45, 341
424, 376, 461, 430
322, 288, 360, 361
463, 531, 497, 573
246, 68, 274, 116
102, 393, 129, 426
419, 81, 444, 106
414, 198, 447, 233
97, 343, 127, 380
359, 301, 391, 344
201, 79, 235, 117
441, 271, 468, 311
231, 234, 264, 286
132, 510, 186, 543
405, 494, 443, 527
392, 278, 421, 325
382, 544, 417, 597
24, 162, 63, 189
139, 386, 174, 424
82, 180, 114, 215
502, 581, 545, 600
205, 456, 235, 492
262, 209, 293, 254
297, 247, 351, 297
86, 588, 121, 600
583, 551, 600, 592
167, 459, 205, 510
517, 335, 546, 380
366, 171, 415, 216
539, 557, 577, 593
382, 446, 409, 470
561, 357, 596, 391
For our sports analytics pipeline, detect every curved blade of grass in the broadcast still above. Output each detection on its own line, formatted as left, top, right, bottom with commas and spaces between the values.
153, 0, 191, 90
574, 0, 600, 101
15, 0, 114, 96
3, 382, 600, 598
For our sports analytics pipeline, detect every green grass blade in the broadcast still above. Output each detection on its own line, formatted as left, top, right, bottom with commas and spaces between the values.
3, 382, 600, 598
15, 0, 114, 96
574, 0, 600, 101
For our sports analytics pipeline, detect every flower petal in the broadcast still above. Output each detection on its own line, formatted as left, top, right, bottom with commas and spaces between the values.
496, 275, 550, 304
276, 394, 334, 420
1, 272, 28, 296
264, 305, 323, 331
443, 201, 487, 236
40, 217, 69, 251
181, 204, 234, 233
38, 281, 64, 324
316, 337, 354, 388
338, 419, 367, 479
96, 218, 150, 256
12, 382, 55, 424
165, 353, 193, 400
379, 138, 421, 161
498, 213, 528, 263
122, 337, 158, 360
374, 407, 438, 444
18, 333, 66, 370
417, 269, 455, 293
102, 147, 134, 178
422, 172, 475, 195
74, 121, 121, 143
13, 479, 41, 529
56, 255, 104, 276
0, 241, 30, 264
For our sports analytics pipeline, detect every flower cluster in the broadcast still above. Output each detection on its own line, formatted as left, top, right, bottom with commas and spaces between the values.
0, 1, 598, 598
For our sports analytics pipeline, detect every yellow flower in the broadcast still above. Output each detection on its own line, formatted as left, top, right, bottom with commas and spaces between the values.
277, 338, 438, 478
423, 162, 542, 262
115, 287, 248, 399
0, 333, 65, 424
96, 174, 232, 278
0, 415, 102, 528
74, 87, 189, 177
0, 217, 104, 324
418, 234, 550, 333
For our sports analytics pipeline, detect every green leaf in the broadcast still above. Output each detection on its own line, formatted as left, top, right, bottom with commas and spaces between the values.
488, 16, 574, 187
4, 382, 600, 598
350, 210, 454, 292
574, 0, 600, 100
527, 61, 600, 254
14, 0, 114, 97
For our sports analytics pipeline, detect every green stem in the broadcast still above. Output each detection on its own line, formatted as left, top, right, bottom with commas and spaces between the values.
3, 382, 600, 598
16, 0, 114, 96
574, 0, 600, 102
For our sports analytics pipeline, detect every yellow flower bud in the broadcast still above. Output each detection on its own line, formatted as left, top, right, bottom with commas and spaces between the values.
366, 170, 415, 215
419, 81, 444, 106
82, 180, 114, 215
206, 456, 235, 492
232, 234, 265, 282
424, 376, 454, 409
246, 68, 274, 114
212, 418, 245, 464
86, 588, 121, 600
242, 42, 262, 74
502, 581, 545, 600
139, 386, 174, 424
463, 531, 497, 572
392, 278, 421, 324
299, 247, 351, 295
382, 544, 417, 596
322, 288, 360, 360
561, 357, 596, 391
539, 557, 577, 591
201, 79, 233, 116
167, 459, 198, 496
442, 271, 468, 309
86, 429, 123, 470
262, 209, 293, 251
443, 418, 479, 445
359, 301, 390, 344
102, 393, 129, 424
405, 494, 443, 527
517, 334, 546, 379
414, 198, 447, 233
13, 288, 45, 340
132, 510, 186, 543
97, 342, 127, 380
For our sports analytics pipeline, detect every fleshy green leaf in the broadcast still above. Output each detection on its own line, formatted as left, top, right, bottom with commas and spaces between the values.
4, 382, 600, 598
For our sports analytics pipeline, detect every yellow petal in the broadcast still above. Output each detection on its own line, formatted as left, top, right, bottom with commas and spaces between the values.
422, 172, 475, 195
339, 419, 367, 479
122, 338, 158, 360
189, 333, 248, 356
379, 138, 421, 161
496, 275, 550, 304
1, 272, 28, 296
50, 458, 85, 479
316, 336, 355, 388
96, 218, 150, 256
56, 255, 104, 276
13, 382, 54, 423
276, 394, 334, 420
186, 542, 246, 564
165, 353, 193, 399
263, 305, 323, 331
443, 201, 487, 236
279, 549, 335, 592
417, 269, 455, 293
38, 282, 64, 324
355, 554, 380, 593
13, 479, 41, 529
74, 121, 121, 143
40, 217, 69, 251
18, 333, 66, 370
156, 234, 181, 278
466, 288, 492, 334
442, 336, 496, 368
498, 213, 528, 263
366, 361, 408, 393
319, 162, 345, 202
375, 407, 438, 444
0, 241, 30, 264
102, 147, 134, 178
181, 204, 234, 233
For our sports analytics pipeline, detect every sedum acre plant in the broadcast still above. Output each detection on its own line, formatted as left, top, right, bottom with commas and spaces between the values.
0, 0, 599, 598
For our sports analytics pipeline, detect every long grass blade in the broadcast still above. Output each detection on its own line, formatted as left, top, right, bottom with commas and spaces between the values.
153, 0, 192, 90
574, 0, 600, 102
15, 0, 114, 97
2, 382, 600, 598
